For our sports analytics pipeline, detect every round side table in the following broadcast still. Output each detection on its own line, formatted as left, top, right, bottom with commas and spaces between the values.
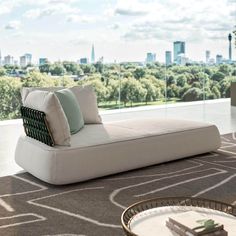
121, 197, 236, 236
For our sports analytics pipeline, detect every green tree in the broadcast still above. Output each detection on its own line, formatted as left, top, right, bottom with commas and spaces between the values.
176, 74, 187, 87
84, 79, 107, 103
203, 67, 213, 77
191, 72, 209, 85
39, 62, 52, 74
0, 68, 6, 76
211, 71, 225, 82
182, 88, 203, 101
219, 76, 233, 98
208, 86, 221, 99
179, 85, 191, 98
167, 84, 179, 98
94, 61, 104, 74
62, 61, 81, 75
0, 77, 22, 119
166, 73, 176, 86
50, 63, 66, 76
218, 64, 231, 76
140, 78, 160, 104
120, 78, 146, 106
53, 76, 76, 87
80, 64, 96, 74
192, 82, 202, 89
133, 67, 146, 79
21, 71, 55, 87
107, 79, 119, 104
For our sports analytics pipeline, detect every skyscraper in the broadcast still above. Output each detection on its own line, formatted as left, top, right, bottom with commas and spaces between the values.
228, 33, 232, 61
20, 53, 32, 67
216, 54, 223, 65
4, 55, 14, 65
91, 44, 95, 63
173, 41, 185, 63
25, 53, 32, 64
20, 56, 26, 67
39, 58, 48, 65
165, 51, 172, 65
146, 53, 156, 63
80, 57, 89, 64
205, 50, 210, 64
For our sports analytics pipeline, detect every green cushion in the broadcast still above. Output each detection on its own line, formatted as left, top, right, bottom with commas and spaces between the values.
55, 88, 84, 134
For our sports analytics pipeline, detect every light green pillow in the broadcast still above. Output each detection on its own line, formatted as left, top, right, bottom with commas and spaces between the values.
55, 88, 84, 134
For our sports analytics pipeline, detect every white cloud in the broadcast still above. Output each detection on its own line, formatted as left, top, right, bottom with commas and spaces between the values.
114, 8, 148, 16
108, 0, 152, 16
24, 8, 55, 19
0, 1, 19, 15
24, 2, 80, 19
110, 23, 120, 30
4, 20, 21, 30
48, 0, 78, 3
20, 0, 79, 6
70, 37, 90, 46
116, 0, 234, 45
66, 14, 94, 23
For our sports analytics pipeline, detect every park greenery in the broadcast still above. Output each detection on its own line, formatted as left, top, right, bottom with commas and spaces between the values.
0, 61, 235, 120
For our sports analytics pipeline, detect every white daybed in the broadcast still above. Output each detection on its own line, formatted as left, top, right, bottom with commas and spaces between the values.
15, 118, 221, 185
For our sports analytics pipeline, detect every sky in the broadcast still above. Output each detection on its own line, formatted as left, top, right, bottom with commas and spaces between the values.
0, 0, 235, 63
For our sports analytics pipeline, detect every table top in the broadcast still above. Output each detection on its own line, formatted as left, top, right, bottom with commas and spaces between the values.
129, 206, 236, 236
121, 197, 236, 236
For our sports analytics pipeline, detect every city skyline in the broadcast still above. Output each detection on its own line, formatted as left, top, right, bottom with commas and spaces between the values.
0, 0, 235, 63
0, 38, 233, 66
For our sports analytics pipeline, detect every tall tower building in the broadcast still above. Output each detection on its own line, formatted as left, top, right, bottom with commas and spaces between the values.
146, 53, 156, 63
165, 51, 172, 65
173, 41, 185, 63
228, 33, 232, 61
20, 56, 26, 67
216, 54, 223, 65
39, 58, 48, 66
20, 53, 32, 67
25, 53, 32, 65
4, 55, 14, 65
91, 44, 95, 63
205, 50, 210, 64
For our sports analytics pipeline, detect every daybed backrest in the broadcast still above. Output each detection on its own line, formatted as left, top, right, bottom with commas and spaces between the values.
21, 86, 102, 124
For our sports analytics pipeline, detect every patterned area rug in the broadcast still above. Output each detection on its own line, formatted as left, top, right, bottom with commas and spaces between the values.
1, 133, 236, 236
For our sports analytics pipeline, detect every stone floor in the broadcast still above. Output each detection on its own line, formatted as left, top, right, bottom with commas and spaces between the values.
1, 98, 236, 177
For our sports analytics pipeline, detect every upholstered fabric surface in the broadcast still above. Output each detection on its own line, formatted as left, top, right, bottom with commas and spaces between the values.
55, 88, 84, 134
24, 90, 71, 146
15, 118, 221, 185
70, 85, 102, 124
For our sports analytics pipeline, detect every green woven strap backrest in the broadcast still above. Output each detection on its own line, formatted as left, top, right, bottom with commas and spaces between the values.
20, 106, 55, 146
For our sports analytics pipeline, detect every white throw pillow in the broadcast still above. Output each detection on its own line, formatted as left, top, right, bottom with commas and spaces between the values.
70, 85, 102, 124
21, 87, 63, 104
24, 90, 71, 146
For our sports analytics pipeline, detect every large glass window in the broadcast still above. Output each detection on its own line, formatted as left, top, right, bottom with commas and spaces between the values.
0, 0, 235, 121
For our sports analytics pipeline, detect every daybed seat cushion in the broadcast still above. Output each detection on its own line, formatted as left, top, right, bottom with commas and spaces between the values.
15, 118, 221, 185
